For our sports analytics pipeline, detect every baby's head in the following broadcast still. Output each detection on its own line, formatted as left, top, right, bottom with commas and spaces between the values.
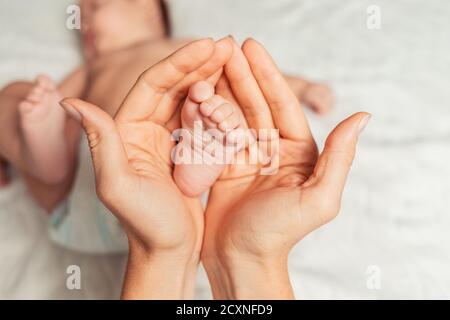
80, 0, 167, 59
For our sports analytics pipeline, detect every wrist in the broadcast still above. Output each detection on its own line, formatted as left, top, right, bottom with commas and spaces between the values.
121, 241, 199, 300
202, 251, 294, 300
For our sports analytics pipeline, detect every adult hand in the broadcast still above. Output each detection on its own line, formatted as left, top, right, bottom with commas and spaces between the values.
60, 38, 233, 299
203, 39, 370, 299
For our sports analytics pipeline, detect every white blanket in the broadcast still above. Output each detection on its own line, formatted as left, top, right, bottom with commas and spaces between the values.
1, 0, 450, 299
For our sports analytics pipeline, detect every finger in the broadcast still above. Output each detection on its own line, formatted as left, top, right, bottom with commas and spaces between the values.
242, 38, 312, 141
152, 37, 233, 124
172, 37, 232, 95
165, 108, 182, 132
159, 39, 231, 128
304, 112, 371, 220
205, 68, 223, 86
215, 74, 235, 102
224, 39, 274, 131
60, 98, 130, 194
115, 38, 215, 123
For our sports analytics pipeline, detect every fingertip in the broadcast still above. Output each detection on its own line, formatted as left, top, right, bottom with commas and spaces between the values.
197, 37, 214, 44
326, 112, 371, 147
227, 34, 237, 42
242, 37, 260, 51
242, 38, 270, 63
59, 98, 106, 124
178, 38, 215, 66
215, 36, 234, 60
60, 97, 83, 110
194, 37, 215, 54
357, 112, 372, 134
59, 99, 82, 123
356, 111, 372, 119
216, 35, 233, 48
346, 111, 372, 129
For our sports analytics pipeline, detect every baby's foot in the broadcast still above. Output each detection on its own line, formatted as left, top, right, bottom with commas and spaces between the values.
173, 81, 244, 197
18, 75, 68, 184
302, 83, 334, 115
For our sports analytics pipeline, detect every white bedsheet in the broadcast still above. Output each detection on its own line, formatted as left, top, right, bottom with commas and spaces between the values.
1, 0, 450, 299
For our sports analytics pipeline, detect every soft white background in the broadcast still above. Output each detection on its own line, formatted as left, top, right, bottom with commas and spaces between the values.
0, 0, 449, 299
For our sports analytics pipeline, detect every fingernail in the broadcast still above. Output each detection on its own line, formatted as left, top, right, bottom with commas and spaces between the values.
228, 34, 238, 44
358, 114, 371, 134
59, 100, 82, 123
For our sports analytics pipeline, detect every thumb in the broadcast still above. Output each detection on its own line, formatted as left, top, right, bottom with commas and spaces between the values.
59, 98, 129, 189
306, 112, 371, 215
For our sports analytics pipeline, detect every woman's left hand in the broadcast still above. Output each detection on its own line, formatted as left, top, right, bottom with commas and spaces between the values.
61, 38, 233, 299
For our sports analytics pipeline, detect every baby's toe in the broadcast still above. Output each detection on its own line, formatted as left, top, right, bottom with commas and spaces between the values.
27, 87, 45, 103
19, 101, 35, 114
202, 117, 218, 129
36, 74, 53, 90
219, 111, 241, 131
225, 126, 249, 152
210, 102, 234, 124
189, 81, 215, 103
199, 95, 225, 117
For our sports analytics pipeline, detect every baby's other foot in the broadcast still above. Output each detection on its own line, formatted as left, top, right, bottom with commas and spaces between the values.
174, 81, 244, 197
302, 83, 334, 115
18, 75, 68, 184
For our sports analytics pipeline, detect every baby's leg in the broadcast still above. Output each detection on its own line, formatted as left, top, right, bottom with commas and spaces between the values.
174, 81, 244, 197
0, 78, 76, 210
17, 75, 68, 184
0, 81, 32, 173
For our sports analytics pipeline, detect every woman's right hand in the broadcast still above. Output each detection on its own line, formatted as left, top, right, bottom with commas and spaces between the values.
203, 39, 370, 299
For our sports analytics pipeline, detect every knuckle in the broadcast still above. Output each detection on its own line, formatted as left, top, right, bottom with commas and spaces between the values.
87, 130, 101, 150
318, 198, 341, 223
